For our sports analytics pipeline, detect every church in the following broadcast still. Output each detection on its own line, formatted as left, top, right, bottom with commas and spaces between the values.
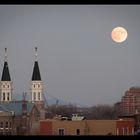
0, 48, 46, 135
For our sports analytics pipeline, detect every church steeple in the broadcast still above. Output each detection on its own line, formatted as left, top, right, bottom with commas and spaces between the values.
1, 48, 11, 81
31, 47, 43, 104
0, 48, 12, 102
32, 47, 41, 81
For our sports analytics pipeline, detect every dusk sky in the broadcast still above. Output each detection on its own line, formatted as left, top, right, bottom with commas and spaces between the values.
0, 5, 140, 106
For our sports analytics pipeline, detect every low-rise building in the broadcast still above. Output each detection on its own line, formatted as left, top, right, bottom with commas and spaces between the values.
40, 119, 135, 135
0, 101, 40, 135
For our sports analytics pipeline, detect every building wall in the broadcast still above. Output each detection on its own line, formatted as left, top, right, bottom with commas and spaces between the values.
121, 87, 140, 116
52, 120, 86, 135
28, 105, 41, 135
86, 120, 116, 135
31, 81, 43, 102
40, 120, 53, 135
0, 81, 13, 102
40, 120, 117, 135
0, 115, 24, 135
0, 103, 41, 135
0, 116, 14, 135
40, 119, 136, 136
116, 120, 135, 135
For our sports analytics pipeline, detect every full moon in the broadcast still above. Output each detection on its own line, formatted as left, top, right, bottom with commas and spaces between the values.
111, 27, 128, 43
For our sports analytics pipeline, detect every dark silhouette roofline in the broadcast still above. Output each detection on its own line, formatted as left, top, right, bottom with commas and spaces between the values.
32, 61, 41, 81
1, 61, 11, 81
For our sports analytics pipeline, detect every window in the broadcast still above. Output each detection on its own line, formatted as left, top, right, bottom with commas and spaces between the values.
3, 93, 5, 101
0, 122, 3, 129
38, 84, 40, 88
3, 85, 5, 88
76, 129, 80, 135
38, 92, 40, 100
9, 122, 12, 129
5, 122, 8, 129
34, 84, 35, 88
58, 129, 65, 135
7, 85, 9, 88
34, 92, 36, 101
7, 92, 10, 101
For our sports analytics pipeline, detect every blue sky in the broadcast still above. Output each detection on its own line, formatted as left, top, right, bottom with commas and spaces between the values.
0, 5, 140, 106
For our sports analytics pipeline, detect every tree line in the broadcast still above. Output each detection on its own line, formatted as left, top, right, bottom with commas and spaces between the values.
45, 103, 121, 120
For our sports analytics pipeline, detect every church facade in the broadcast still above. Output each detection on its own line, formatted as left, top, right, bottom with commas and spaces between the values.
0, 48, 45, 135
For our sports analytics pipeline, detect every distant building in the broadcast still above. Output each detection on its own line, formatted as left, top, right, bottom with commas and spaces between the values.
0, 101, 39, 135
117, 114, 140, 135
0, 48, 46, 135
116, 119, 135, 135
121, 87, 140, 116
40, 119, 135, 135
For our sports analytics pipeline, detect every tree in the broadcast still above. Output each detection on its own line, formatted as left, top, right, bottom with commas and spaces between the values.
46, 104, 78, 118
46, 103, 118, 120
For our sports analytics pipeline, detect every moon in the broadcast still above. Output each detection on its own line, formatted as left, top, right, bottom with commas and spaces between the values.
111, 27, 128, 43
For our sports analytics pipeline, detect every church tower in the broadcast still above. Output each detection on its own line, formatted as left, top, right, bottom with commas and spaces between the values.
31, 47, 44, 109
0, 48, 12, 102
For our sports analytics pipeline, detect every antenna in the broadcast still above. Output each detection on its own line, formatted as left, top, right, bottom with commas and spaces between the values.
4, 48, 8, 61
35, 47, 38, 61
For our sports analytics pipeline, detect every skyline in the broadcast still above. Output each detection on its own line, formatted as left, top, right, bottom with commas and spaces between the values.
0, 5, 140, 106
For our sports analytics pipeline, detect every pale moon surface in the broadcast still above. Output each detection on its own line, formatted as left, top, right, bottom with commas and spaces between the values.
111, 27, 128, 43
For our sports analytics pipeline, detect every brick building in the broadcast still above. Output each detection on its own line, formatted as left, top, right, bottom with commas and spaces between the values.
121, 87, 140, 116
116, 120, 135, 135
40, 119, 135, 135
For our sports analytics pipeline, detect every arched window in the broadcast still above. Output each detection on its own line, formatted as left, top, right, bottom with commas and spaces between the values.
5, 121, 8, 129
38, 92, 40, 100
0, 122, 3, 128
7, 92, 10, 101
34, 92, 36, 101
3, 93, 5, 101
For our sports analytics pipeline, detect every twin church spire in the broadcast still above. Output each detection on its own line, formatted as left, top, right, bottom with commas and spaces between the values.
31, 47, 43, 104
0, 48, 12, 102
32, 47, 41, 81
0, 47, 43, 104
1, 48, 11, 81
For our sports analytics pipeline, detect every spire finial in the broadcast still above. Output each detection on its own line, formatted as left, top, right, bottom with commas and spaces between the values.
35, 47, 38, 61
4, 48, 8, 61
